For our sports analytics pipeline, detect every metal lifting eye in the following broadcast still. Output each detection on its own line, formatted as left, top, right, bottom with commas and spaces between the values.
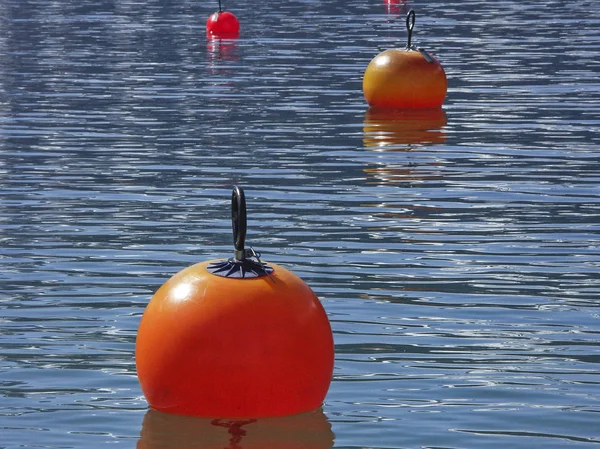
232, 185, 247, 262
206, 186, 274, 279
404, 10, 435, 63
406, 10, 416, 49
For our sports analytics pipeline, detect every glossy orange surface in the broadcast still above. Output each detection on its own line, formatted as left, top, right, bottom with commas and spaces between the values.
363, 48, 447, 109
136, 260, 334, 418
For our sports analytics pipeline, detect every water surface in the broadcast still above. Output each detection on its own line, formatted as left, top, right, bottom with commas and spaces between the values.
1, 0, 599, 448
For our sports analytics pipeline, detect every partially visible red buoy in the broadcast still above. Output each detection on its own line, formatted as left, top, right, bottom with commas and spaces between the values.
206, 0, 240, 39
363, 10, 447, 109
136, 187, 334, 418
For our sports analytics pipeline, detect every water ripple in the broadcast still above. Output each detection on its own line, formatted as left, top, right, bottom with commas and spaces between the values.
1, 0, 600, 448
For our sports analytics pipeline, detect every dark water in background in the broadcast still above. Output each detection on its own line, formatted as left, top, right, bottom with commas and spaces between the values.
1, 0, 599, 447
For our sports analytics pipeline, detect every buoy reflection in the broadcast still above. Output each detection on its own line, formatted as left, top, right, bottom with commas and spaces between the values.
363, 108, 447, 149
137, 407, 335, 449
384, 0, 409, 15
362, 108, 447, 185
206, 36, 239, 64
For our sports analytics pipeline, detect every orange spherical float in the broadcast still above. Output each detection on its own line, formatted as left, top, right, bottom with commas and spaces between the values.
363, 10, 447, 109
136, 186, 334, 418
206, 0, 240, 39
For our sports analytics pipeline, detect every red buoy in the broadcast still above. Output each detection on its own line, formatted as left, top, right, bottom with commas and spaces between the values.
363, 10, 447, 109
206, 1, 240, 38
136, 187, 334, 418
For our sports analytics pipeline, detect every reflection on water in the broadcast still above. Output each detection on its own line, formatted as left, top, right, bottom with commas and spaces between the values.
137, 408, 334, 449
206, 37, 240, 65
383, 0, 409, 17
363, 108, 447, 148
362, 108, 446, 184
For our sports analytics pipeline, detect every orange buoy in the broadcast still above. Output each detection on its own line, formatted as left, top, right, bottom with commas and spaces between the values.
206, 0, 240, 39
363, 10, 447, 109
136, 187, 334, 418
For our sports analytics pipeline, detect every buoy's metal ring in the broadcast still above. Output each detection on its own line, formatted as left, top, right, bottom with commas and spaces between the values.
232, 186, 247, 260
209, 186, 275, 279
406, 10, 416, 49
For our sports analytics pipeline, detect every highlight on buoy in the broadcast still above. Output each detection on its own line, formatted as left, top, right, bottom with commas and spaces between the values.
363, 10, 447, 109
135, 186, 335, 418
206, 0, 240, 39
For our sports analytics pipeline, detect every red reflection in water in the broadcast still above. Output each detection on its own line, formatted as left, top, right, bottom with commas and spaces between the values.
206, 34, 239, 67
384, 0, 409, 15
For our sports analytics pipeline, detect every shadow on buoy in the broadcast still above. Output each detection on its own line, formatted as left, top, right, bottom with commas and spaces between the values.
136, 186, 334, 418
137, 408, 334, 449
363, 10, 447, 109
363, 107, 447, 149
206, 0, 240, 39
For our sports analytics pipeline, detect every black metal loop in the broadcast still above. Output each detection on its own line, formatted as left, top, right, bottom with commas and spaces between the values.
406, 10, 415, 48
207, 186, 275, 279
231, 186, 247, 254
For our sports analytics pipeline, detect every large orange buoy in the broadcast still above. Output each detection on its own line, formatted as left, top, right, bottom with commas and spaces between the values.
363, 10, 447, 109
136, 187, 334, 418
206, 0, 240, 39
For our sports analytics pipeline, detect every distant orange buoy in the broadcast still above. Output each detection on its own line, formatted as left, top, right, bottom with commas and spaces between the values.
206, 0, 240, 38
136, 187, 334, 418
363, 10, 447, 109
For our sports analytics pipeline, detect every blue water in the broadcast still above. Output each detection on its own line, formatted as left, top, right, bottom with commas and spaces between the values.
1, 0, 599, 447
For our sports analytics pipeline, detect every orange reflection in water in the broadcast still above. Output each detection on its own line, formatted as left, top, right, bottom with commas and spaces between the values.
362, 108, 447, 185
137, 407, 334, 449
363, 108, 447, 149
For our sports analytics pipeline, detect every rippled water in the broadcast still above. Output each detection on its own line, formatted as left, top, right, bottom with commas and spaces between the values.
1, 0, 599, 447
